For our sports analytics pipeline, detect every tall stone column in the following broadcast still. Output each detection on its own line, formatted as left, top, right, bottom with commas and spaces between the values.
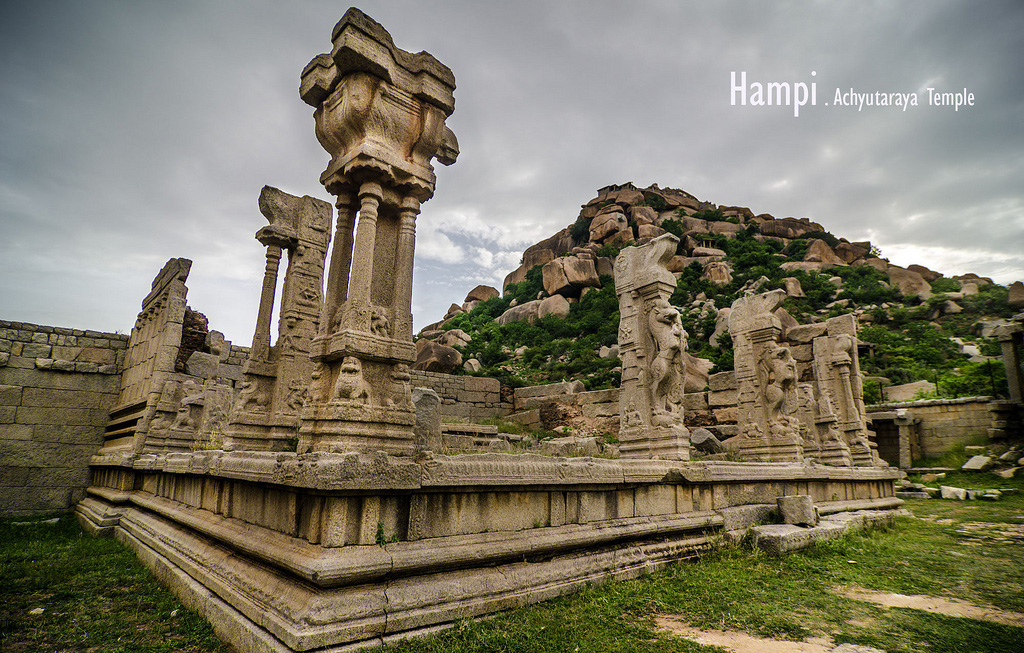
347, 183, 383, 308
614, 234, 689, 460
297, 8, 458, 455
252, 244, 283, 362
321, 192, 355, 335
223, 187, 331, 452
394, 196, 420, 339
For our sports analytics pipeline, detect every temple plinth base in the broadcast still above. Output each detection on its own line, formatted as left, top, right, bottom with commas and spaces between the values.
619, 425, 690, 460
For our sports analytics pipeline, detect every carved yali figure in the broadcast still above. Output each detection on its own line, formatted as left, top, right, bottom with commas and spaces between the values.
333, 356, 370, 404
388, 363, 413, 409
759, 342, 799, 437
647, 298, 686, 425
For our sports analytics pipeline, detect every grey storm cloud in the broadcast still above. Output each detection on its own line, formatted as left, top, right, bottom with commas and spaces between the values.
1, 0, 1021, 343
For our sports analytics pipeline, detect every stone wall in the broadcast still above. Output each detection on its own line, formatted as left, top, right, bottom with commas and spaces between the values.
408, 370, 511, 420
0, 320, 128, 516
867, 397, 992, 459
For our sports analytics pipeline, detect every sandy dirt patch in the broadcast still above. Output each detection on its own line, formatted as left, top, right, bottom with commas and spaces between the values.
654, 615, 835, 652
838, 586, 1024, 627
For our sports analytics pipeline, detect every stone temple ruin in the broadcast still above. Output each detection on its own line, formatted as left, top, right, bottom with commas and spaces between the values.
50, 8, 909, 652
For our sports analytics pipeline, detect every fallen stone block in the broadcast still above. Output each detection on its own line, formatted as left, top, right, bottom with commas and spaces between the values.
895, 491, 931, 499
961, 455, 993, 471
777, 495, 818, 526
939, 485, 967, 500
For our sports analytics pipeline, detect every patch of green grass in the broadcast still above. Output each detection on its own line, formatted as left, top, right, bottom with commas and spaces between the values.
7, 492, 1024, 653
377, 499, 1024, 652
0, 514, 228, 653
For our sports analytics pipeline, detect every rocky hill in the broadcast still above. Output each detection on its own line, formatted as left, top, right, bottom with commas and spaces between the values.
414, 182, 1022, 405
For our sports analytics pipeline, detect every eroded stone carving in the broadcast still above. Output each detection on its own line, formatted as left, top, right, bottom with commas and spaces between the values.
810, 315, 883, 466
298, 8, 458, 455
729, 290, 803, 462
222, 186, 331, 451
614, 234, 689, 459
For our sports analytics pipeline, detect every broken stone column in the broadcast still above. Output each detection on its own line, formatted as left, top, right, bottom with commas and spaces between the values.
614, 233, 689, 460
103, 258, 192, 453
811, 315, 882, 466
222, 187, 332, 451
994, 322, 1023, 405
297, 8, 458, 454
412, 387, 442, 452
728, 290, 803, 462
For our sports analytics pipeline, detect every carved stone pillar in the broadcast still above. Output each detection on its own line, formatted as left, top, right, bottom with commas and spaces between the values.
321, 192, 355, 335
614, 234, 689, 460
252, 245, 283, 362
297, 9, 458, 455
729, 290, 803, 462
223, 186, 332, 452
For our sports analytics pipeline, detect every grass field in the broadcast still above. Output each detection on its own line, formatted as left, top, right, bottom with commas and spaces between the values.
3, 473, 1022, 653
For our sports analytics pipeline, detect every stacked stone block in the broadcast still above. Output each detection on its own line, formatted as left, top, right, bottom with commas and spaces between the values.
408, 370, 510, 420
0, 320, 127, 516
867, 397, 992, 459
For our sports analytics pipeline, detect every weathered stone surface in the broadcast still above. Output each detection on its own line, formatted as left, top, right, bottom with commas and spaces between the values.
537, 294, 571, 320
701, 261, 732, 285
413, 340, 462, 373
907, 264, 942, 282
589, 211, 629, 244
835, 242, 869, 264
886, 265, 932, 299
638, 224, 667, 239
783, 277, 805, 298
465, 285, 499, 304
882, 380, 934, 402
496, 300, 542, 325
412, 387, 442, 452
630, 205, 658, 224
1009, 281, 1024, 308
614, 233, 689, 460
780, 261, 829, 272
542, 259, 571, 296
804, 239, 846, 266
692, 246, 726, 258
961, 455, 993, 471
437, 329, 472, 349
728, 290, 803, 462
562, 256, 601, 289
184, 351, 220, 380
462, 358, 482, 373
709, 308, 731, 349
757, 216, 825, 239
940, 485, 967, 500
595, 256, 614, 278
539, 436, 602, 457
502, 265, 528, 293
777, 495, 818, 526
690, 428, 725, 454
774, 307, 799, 338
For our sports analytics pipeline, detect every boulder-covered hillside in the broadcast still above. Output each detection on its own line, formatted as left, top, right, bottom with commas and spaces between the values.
415, 182, 1022, 404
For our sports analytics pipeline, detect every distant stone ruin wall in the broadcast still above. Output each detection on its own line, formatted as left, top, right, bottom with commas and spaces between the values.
0, 319, 252, 516
408, 370, 511, 420
867, 397, 992, 459
0, 320, 128, 516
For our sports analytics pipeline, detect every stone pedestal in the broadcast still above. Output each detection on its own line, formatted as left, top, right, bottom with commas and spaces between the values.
296, 9, 458, 455
614, 234, 689, 460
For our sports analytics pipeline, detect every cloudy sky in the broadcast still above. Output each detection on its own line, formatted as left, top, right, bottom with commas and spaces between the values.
2, 0, 1022, 345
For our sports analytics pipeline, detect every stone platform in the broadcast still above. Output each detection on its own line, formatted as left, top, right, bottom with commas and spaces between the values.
77, 451, 900, 652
